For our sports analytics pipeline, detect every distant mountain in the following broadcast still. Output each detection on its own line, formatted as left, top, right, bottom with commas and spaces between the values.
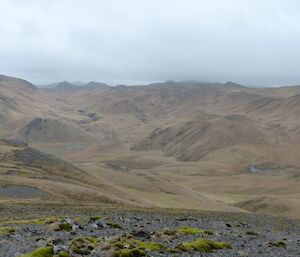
86, 81, 109, 89
131, 113, 272, 161
1, 75, 300, 218
15, 117, 99, 144
0, 75, 36, 90
55, 81, 78, 90
37, 81, 85, 88
37, 80, 109, 90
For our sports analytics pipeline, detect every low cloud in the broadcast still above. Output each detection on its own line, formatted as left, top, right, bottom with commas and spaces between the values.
0, 0, 300, 86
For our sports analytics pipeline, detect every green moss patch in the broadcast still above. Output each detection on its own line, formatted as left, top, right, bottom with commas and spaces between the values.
107, 222, 122, 229
176, 226, 214, 235
0, 227, 16, 235
135, 240, 165, 251
58, 251, 70, 257
269, 241, 287, 248
57, 222, 72, 231
90, 216, 102, 222
246, 230, 260, 236
114, 248, 146, 257
86, 237, 102, 243
20, 247, 54, 257
176, 238, 232, 253
113, 239, 130, 249
71, 237, 102, 255
113, 238, 166, 253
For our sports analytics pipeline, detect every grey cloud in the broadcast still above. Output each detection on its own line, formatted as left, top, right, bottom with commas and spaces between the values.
0, 0, 300, 86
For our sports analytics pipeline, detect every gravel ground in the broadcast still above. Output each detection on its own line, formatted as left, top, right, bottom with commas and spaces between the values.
0, 205, 299, 257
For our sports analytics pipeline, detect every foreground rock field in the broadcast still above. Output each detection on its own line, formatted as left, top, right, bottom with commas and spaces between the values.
0, 204, 299, 257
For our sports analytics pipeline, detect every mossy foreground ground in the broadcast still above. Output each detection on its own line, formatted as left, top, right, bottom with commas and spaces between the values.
0, 204, 299, 257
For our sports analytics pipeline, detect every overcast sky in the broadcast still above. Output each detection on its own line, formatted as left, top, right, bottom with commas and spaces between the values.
0, 0, 300, 86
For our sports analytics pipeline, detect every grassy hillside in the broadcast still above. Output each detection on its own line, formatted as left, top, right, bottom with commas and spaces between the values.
1, 75, 300, 218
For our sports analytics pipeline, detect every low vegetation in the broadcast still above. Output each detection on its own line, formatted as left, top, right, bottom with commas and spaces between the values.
0, 226, 16, 235
268, 241, 287, 248
112, 238, 166, 253
89, 216, 102, 222
4, 210, 297, 257
20, 247, 54, 257
71, 237, 102, 255
107, 222, 122, 229
246, 230, 260, 236
176, 238, 232, 253
134, 241, 165, 251
113, 248, 146, 257
176, 226, 214, 235
56, 222, 72, 231
57, 252, 70, 257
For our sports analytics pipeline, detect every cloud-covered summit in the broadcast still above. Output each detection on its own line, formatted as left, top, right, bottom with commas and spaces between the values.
0, 0, 300, 86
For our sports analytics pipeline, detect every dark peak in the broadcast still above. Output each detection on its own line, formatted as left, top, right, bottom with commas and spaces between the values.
86, 81, 109, 89
224, 81, 244, 88
56, 81, 76, 89
0, 75, 36, 90
42, 81, 109, 90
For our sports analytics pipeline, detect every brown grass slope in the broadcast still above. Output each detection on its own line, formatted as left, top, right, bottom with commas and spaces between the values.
131, 113, 273, 161
1, 75, 300, 217
15, 117, 98, 144
0, 139, 170, 207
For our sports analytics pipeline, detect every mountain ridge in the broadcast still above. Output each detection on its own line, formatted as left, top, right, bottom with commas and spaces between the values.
1, 75, 300, 218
